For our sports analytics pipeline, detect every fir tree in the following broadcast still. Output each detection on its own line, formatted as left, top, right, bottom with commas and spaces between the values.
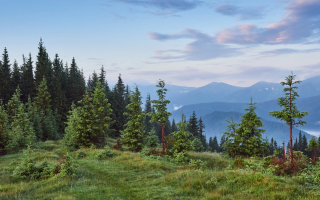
11, 60, 21, 94
222, 116, 240, 157
112, 74, 126, 137
298, 131, 303, 152
306, 136, 319, 164
208, 137, 213, 152
212, 136, 219, 152
170, 113, 193, 155
219, 135, 227, 152
188, 111, 199, 138
302, 134, 308, 156
121, 86, 145, 152
198, 117, 206, 148
293, 138, 298, 151
269, 72, 308, 167
20, 54, 35, 102
0, 47, 12, 104
192, 138, 204, 152
236, 98, 267, 157
144, 93, 153, 135
172, 118, 178, 133
149, 79, 172, 153
0, 101, 9, 151
146, 128, 159, 148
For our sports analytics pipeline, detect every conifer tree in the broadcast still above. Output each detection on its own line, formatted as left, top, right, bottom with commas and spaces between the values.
67, 57, 85, 106
302, 134, 308, 156
35, 39, 51, 88
192, 138, 204, 152
20, 54, 35, 102
222, 116, 240, 156
269, 72, 308, 167
219, 135, 227, 152
7, 103, 36, 150
212, 136, 219, 152
0, 101, 9, 151
34, 77, 59, 140
298, 131, 302, 151
306, 136, 319, 164
237, 98, 267, 157
146, 128, 159, 148
0, 47, 12, 104
293, 138, 298, 151
64, 82, 112, 147
26, 96, 43, 140
188, 111, 199, 139
144, 93, 153, 135
269, 138, 275, 155
112, 74, 126, 137
172, 118, 178, 133
149, 79, 172, 153
170, 113, 193, 155
98, 66, 106, 87
208, 137, 213, 152
121, 86, 145, 152
11, 60, 21, 94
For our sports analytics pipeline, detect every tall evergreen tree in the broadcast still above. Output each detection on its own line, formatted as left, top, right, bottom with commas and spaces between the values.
269, 72, 308, 167
149, 79, 172, 153
219, 135, 227, 152
293, 138, 298, 151
144, 93, 153, 135
306, 136, 319, 164
35, 39, 49, 87
0, 47, 12, 104
172, 118, 178, 133
20, 54, 35, 102
298, 131, 303, 152
302, 134, 308, 156
66, 57, 85, 106
212, 136, 219, 152
11, 60, 21, 93
0, 101, 9, 151
188, 111, 199, 138
121, 86, 145, 152
222, 116, 240, 156
64, 82, 112, 147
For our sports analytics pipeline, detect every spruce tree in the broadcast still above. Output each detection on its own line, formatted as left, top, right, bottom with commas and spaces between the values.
7, 103, 36, 150
208, 137, 213, 152
172, 118, 178, 133
192, 138, 204, 152
35, 39, 51, 88
11, 60, 21, 94
306, 136, 319, 164
188, 111, 199, 138
112, 74, 126, 137
269, 72, 308, 167
293, 138, 298, 151
144, 93, 153, 135
0, 47, 12, 104
20, 54, 35, 102
298, 131, 303, 152
121, 86, 145, 152
302, 134, 308, 156
212, 136, 219, 152
171, 113, 193, 155
64, 82, 112, 147
0, 101, 9, 151
219, 135, 227, 152
146, 128, 159, 148
222, 116, 240, 157
269, 138, 275, 155
149, 79, 172, 153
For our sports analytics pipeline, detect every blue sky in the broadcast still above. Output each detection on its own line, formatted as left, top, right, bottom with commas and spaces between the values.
1, 0, 320, 87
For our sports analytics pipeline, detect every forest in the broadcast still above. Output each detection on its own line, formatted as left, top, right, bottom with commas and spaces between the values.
1, 40, 320, 199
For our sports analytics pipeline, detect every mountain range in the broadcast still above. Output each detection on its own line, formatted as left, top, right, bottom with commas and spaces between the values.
130, 75, 320, 143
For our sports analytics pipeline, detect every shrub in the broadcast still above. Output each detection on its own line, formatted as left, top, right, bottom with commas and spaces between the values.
97, 146, 114, 159
76, 151, 87, 159
56, 152, 76, 178
188, 159, 207, 170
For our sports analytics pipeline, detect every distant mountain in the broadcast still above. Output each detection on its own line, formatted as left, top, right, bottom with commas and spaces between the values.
166, 75, 320, 111
129, 84, 197, 105
200, 111, 313, 144
169, 82, 243, 110
170, 95, 320, 136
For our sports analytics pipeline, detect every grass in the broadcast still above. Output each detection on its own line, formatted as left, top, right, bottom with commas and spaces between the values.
0, 140, 318, 200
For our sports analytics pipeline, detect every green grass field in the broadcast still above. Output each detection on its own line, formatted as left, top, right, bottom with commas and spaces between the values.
0, 140, 317, 200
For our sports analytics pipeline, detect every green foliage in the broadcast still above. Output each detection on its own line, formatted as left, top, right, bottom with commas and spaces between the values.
97, 146, 114, 159
170, 113, 193, 156
192, 138, 204, 152
188, 159, 207, 170
56, 152, 76, 178
0, 101, 9, 150
64, 82, 112, 147
76, 151, 87, 159
12, 145, 54, 180
146, 128, 159, 148
121, 86, 145, 152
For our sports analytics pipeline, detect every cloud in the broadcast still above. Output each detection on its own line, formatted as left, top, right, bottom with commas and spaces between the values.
88, 58, 103, 61
113, 0, 202, 12
149, 29, 242, 61
256, 48, 320, 58
131, 67, 219, 80
215, 0, 320, 45
215, 4, 265, 20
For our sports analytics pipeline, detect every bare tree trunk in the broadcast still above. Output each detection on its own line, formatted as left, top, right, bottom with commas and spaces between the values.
283, 141, 285, 163
161, 124, 165, 153
290, 88, 294, 168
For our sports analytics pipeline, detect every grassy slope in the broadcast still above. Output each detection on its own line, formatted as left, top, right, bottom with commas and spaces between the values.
0, 140, 316, 200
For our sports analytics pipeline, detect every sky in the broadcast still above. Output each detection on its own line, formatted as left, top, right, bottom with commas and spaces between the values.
1, 0, 320, 87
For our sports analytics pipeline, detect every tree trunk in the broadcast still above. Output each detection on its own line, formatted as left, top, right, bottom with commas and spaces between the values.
290, 88, 294, 168
161, 124, 165, 153
283, 141, 285, 163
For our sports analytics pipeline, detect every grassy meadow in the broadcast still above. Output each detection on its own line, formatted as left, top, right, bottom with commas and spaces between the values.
0, 139, 318, 200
